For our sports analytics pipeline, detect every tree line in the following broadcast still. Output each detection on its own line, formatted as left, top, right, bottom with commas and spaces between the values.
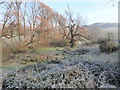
1, 1, 88, 48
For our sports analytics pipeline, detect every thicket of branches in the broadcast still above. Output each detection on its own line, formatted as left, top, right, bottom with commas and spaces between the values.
1, 1, 88, 49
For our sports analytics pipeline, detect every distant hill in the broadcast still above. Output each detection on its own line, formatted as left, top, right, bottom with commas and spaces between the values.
85, 22, 118, 41
88, 23, 118, 28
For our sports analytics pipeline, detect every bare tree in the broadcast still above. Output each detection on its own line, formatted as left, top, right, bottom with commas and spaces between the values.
1, 2, 15, 38
104, 0, 119, 6
1, 2, 88, 48
21, 2, 27, 38
64, 6, 85, 47
25, 2, 38, 46
14, 1, 22, 42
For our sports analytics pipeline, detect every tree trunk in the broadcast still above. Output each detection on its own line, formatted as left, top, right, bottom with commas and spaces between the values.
18, 7, 20, 42
70, 35, 74, 47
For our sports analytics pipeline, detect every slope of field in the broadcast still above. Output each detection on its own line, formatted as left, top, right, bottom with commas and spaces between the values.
2, 44, 119, 88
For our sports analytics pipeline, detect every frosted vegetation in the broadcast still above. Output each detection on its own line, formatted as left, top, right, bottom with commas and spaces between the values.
0, 1, 119, 89
2, 44, 119, 88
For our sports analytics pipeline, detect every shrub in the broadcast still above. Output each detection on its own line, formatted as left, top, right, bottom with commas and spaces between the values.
50, 39, 68, 47
12, 42, 29, 54
3, 41, 29, 56
98, 38, 118, 53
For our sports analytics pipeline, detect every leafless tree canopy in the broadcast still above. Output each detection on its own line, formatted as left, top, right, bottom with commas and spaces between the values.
1, 2, 88, 48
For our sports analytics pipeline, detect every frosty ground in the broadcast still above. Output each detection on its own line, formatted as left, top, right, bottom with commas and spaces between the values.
1, 44, 119, 88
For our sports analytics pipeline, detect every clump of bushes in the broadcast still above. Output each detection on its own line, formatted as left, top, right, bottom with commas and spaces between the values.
12, 42, 29, 54
3, 41, 29, 54
98, 34, 118, 53
50, 39, 68, 47
99, 40, 118, 53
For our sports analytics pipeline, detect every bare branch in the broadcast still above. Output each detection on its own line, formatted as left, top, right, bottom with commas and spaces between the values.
0, 0, 6, 5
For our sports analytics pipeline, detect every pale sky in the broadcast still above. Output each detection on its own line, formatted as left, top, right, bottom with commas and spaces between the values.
0, 0, 118, 25
43, 1, 118, 25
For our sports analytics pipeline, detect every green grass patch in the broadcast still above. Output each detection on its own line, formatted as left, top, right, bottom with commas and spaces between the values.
34, 47, 63, 53
34, 47, 56, 53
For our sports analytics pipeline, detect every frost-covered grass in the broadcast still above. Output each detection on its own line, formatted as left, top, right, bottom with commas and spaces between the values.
2, 44, 119, 88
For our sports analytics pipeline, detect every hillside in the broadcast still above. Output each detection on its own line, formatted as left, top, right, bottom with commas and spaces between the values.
88, 23, 118, 29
